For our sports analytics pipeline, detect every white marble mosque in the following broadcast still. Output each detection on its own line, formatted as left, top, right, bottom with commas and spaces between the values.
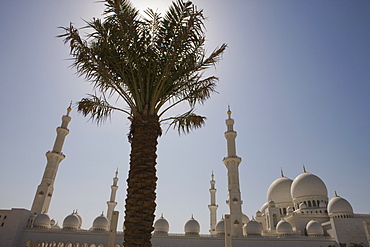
0, 105, 369, 247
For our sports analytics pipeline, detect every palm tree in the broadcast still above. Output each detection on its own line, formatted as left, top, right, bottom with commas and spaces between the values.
59, 0, 226, 246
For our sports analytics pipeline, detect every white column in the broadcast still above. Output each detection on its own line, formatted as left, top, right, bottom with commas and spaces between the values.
223, 106, 243, 237
107, 211, 119, 247
31, 104, 72, 215
107, 170, 119, 222
225, 214, 232, 247
208, 172, 218, 235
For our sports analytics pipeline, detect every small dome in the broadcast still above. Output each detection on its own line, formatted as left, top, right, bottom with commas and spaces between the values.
33, 213, 51, 228
50, 219, 56, 226
92, 213, 109, 231
260, 202, 268, 214
63, 213, 80, 230
242, 214, 250, 225
244, 220, 262, 236
267, 176, 293, 204
306, 220, 324, 236
51, 222, 61, 230
256, 210, 262, 217
327, 195, 353, 217
215, 218, 225, 235
276, 220, 293, 235
154, 215, 169, 233
184, 216, 200, 235
291, 172, 328, 201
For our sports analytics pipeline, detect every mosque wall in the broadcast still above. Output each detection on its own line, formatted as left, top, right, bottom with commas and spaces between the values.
0, 208, 31, 247
330, 216, 370, 246
19, 229, 124, 247
152, 235, 336, 247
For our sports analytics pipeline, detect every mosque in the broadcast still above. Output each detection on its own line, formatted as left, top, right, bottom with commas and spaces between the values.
0, 105, 369, 247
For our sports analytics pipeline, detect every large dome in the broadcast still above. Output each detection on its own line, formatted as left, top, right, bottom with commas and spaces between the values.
291, 172, 327, 201
92, 213, 109, 231
306, 220, 324, 236
267, 176, 293, 204
33, 213, 51, 229
276, 220, 293, 235
244, 220, 262, 236
215, 218, 225, 235
63, 213, 80, 230
184, 216, 200, 235
327, 195, 353, 217
154, 215, 169, 233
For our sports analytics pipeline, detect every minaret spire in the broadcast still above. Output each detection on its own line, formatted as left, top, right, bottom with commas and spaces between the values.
31, 104, 72, 215
223, 106, 243, 237
208, 171, 218, 235
107, 169, 119, 222
227, 105, 232, 119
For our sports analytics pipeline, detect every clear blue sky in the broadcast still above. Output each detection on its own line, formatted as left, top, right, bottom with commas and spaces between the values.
0, 0, 369, 233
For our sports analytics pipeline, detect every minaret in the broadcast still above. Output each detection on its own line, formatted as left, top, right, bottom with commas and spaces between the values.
208, 172, 218, 235
107, 169, 119, 222
223, 106, 243, 237
31, 103, 72, 215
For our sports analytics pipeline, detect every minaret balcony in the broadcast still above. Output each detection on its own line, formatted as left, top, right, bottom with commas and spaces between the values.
56, 126, 69, 135
46, 150, 66, 159
224, 131, 237, 138
223, 156, 242, 166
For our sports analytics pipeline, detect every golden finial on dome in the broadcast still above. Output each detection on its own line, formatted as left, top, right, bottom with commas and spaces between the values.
334, 191, 338, 197
303, 164, 307, 173
211, 170, 214, 180
115, 167, 119, 177
227, 105, 232, 119
66, 101, 72, 116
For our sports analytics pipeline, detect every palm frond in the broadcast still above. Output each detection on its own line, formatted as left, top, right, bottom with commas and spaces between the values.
164, 109, 206, 134
77, 94, 129, 124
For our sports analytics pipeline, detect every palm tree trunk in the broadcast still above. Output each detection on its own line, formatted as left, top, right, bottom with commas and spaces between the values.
124, 114, 161, 247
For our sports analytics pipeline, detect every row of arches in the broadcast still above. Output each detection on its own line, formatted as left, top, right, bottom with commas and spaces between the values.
25, 241, 122, 247
300, 210, 328, 214
332, 215, 353, 218
295, 200, 328, 209
279, 207, 296, 216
